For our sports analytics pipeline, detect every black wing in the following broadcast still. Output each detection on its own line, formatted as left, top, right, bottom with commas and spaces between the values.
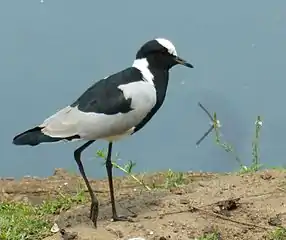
70, 67, 143, 115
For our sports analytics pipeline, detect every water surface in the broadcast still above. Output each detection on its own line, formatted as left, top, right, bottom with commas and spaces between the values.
0, 1, 285, 178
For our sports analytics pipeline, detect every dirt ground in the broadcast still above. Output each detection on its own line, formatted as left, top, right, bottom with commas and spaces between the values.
1, 168, 286, 240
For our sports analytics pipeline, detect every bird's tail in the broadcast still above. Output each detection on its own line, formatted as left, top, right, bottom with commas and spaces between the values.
12, 126, 64, 146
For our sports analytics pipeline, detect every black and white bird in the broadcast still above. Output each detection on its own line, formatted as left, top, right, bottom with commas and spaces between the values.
12, 38, 193, 227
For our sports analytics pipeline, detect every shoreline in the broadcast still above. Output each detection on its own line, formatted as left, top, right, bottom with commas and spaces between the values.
0, 168, 285, 240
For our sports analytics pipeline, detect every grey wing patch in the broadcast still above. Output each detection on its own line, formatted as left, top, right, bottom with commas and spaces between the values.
39, 106, 80, 138
39, 80, 157, 141
39, 106, 120, 139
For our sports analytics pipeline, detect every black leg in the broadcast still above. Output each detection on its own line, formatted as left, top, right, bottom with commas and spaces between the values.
74, 140, 99, 228
105, 142, 130, 221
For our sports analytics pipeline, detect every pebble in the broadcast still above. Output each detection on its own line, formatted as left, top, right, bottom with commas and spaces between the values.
50, 223, 60, 233
179, 198, 189, 204
148, 230, 154, 235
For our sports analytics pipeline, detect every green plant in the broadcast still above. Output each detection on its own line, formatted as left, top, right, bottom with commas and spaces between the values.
0, 186, 88, 240
197, 102, 263, 173
197, 232, 221, 240
96, 149, 151, 190
39, 189, 86, 215
212, 112, 245, 171
95, 149, 187, 190
0, 202, 50, 240
164, 169, 185, 188
268, 227, 286, 240
251, 115, 263, 171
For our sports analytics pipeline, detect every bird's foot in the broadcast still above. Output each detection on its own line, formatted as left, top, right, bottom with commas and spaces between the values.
112, 214, 134, 222
89, 200, 99, 228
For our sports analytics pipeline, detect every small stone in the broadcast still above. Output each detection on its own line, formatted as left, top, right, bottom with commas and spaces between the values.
134, 223, 144, 229
260, 172, 273, 180
22, 196, 29, 203
50, 223, 59, 233
242, 228, 248, 234
173, 228, 179, 233
212, 206, 221, 213
180, 198, 189, 204
268, 215, 282, 226
169, 187, 183, 195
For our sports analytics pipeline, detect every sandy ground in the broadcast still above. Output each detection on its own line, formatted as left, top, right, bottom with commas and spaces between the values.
1, 168, 286, 240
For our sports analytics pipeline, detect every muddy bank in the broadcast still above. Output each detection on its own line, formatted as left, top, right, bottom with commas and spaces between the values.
1, 168, 286, 239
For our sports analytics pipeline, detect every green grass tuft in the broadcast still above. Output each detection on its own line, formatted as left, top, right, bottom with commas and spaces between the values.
164, 169, 185, 188
197, 232, 221, 240
268, 227, 286, 240
0, 202, 50, 240
39, 189, 86, 215
0, 190, 87, 240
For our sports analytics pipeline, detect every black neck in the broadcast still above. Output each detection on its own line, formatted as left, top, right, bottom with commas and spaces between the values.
133, 66, 170, 133
149, 67, 169, 101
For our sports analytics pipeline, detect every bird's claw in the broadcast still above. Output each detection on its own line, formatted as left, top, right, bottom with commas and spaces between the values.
89, 200, 99, 228
112, 215, 133, 222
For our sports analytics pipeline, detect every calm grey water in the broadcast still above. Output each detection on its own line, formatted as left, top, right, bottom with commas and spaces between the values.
1, 1, 285, 179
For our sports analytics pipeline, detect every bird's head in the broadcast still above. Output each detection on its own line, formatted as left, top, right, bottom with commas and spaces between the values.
135, 38, 193, 70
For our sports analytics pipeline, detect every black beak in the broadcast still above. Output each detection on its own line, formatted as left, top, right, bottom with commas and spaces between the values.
175, 56, 194, 68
